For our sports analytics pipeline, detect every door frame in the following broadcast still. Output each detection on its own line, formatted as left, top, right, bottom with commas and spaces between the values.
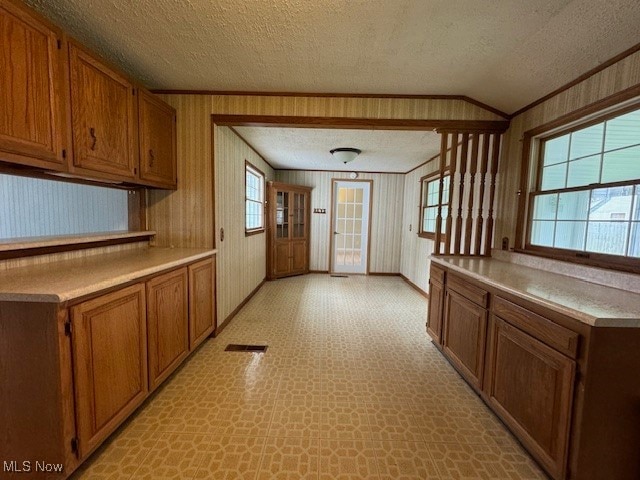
329, 178, 373, 274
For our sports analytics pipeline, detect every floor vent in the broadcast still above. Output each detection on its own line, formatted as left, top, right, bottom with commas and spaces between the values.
330, 274, 348, 278
225, 344, 268, 352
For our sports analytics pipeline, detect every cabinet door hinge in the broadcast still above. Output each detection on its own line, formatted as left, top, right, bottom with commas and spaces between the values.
71, 437, 79, 455
64, 321, 72, 337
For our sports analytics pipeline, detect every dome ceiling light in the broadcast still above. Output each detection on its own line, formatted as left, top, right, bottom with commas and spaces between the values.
330, 147, 361, 164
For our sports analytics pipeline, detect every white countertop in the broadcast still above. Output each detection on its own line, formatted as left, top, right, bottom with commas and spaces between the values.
430, 256, 640, 328
0, 247, 216, 303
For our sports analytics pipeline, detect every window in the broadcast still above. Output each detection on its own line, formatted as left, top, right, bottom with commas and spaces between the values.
419, 172, 450, 238
245, 161, 265, 234
527, 106, 640, 264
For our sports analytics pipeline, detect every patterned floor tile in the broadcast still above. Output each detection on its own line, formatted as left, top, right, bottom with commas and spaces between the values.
257, 437, 320, 480
194, 436, 266, 480
373, 441, 441, 480
319, 439, 380, 480
320, 402, 373, 440
131, 433, 212, 479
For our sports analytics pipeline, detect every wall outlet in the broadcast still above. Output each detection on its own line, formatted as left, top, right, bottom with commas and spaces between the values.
501, 237, 509, 250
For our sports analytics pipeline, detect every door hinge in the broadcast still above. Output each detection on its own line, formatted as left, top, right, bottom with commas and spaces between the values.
64, 321, 72, 337
70, 437, 79, 455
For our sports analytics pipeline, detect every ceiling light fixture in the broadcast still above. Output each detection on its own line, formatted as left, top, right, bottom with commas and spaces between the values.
330, 147, 361, 164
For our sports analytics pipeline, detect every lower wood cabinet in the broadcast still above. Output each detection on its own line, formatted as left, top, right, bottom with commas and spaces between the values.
426, 278, 444, 343
486, 317, 575, 480
442, 288, 487, 389
70, 284, 148, 457
146, 268, 189, 391
188, 257, 216, 350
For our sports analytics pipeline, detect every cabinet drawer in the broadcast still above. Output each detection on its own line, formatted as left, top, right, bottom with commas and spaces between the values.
447, 274, 488, 307
430, 264, 445, 284
492, 296, 579, 359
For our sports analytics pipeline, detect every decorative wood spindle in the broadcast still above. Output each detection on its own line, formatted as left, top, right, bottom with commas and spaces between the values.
474, 133, 491, 255
444, 134, 458, 255
484, 134, 501, 256
455, 133, 469, 255
464, 134, 479, 255
434, 133, 449, 254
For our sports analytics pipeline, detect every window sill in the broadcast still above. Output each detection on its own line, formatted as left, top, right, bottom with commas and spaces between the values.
245, 228, 265, 237
0, 231, 156, 259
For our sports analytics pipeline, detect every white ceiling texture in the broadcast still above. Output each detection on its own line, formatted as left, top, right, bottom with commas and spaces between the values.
26, 0, 640, 170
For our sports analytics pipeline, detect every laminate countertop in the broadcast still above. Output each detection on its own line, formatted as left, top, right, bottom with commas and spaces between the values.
0, 247, 216, 303
430, 256, 640, 328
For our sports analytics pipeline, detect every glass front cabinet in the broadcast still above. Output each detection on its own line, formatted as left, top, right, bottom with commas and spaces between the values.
267, 181, 312, 279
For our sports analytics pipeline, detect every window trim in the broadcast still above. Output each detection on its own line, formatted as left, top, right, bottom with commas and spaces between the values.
244, 160, 265, 236
518, 100, 640, 273
418, 169, 450, 240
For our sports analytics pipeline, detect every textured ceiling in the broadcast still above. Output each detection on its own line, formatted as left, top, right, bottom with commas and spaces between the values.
233, 127, 441, 173
26, 0, 640, 113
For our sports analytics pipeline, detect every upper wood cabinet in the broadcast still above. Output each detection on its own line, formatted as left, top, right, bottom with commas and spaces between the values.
0, 0, 67, 170
70, 283, 148, 458
267, 182, 312, 280
138, 89, 177, 189
68, 42, 137, 181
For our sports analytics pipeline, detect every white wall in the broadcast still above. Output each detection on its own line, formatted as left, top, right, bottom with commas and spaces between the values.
399, 162, 439, 292
275, 170, 404, 273
215, 127, 274, 322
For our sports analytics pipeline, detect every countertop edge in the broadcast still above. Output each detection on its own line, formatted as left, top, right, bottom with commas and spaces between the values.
430, 256, 640, 329
0, 249, 216, 304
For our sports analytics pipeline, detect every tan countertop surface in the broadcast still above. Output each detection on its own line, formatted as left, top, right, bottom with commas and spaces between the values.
0, 247, 216, 303
430, 256, 640, 328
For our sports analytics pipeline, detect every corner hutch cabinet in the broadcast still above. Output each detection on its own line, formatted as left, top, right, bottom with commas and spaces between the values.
266, 181, 311, 279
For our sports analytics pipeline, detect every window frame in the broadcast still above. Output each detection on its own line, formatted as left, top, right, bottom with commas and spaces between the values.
418, 169, 450, 240
520, 101, 640, 273
244, 160, 265, 236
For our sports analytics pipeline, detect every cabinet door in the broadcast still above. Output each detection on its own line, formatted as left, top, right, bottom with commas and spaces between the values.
426, 280, 444, 345
69, 43, 137, 180
290, 240, 307, 274
71, 284, 147, 457
273, 241, 291, 277
443, 289, 487, 389
0, 1, 66, 169
147, 268, 189, 391
138, 89, 177, 189
189, 257, 216, 350
487, 317, 575, 479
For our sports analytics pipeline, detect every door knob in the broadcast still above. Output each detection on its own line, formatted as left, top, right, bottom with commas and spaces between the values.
333, 231, 340, 235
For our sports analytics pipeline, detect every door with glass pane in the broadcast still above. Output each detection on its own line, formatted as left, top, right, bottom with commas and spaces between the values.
331, 180, 372, 274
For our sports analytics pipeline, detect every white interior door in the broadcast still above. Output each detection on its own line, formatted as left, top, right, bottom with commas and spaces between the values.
331, 180, 371, 274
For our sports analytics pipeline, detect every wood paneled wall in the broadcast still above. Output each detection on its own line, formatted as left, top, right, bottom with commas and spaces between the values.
275, 170, 404, 273
214, 127, 274, 323
495, 50, 640, 250
147, 94, 499, 316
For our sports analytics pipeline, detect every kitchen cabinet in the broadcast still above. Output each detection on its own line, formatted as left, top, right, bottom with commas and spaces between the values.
486, 316, 575, 480
68, 42, 137, 181
0, 0, 67, 170
0, 249, 215, 479
267, 182, 311, 279
138, 89, 177, 189
426, 264, 445, 344
146, 268, 189, 391
70, 283, 148, 457
428, 258, 640, 480
188, 257, 216, 350
442, 282, 488, 389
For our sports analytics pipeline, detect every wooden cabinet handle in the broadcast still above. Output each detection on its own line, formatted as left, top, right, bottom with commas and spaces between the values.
149, 149, 155, 167
89, 127, 97, 150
